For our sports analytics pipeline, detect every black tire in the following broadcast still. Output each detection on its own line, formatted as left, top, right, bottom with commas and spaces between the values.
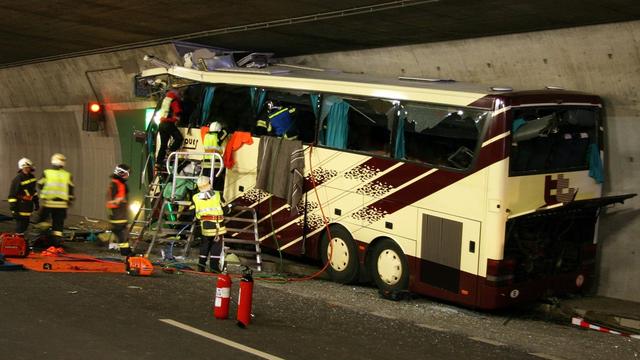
320, 226, 359, 284
369, 239, 409, 294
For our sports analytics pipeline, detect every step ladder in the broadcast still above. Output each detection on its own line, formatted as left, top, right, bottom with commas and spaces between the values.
131, 151, 224, 259
221, 206, 262, 272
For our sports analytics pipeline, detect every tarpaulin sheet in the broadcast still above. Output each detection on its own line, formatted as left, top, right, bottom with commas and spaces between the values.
9, 253, 126, 273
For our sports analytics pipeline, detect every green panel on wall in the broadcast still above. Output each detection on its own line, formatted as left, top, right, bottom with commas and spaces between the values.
113, 109, 147, 209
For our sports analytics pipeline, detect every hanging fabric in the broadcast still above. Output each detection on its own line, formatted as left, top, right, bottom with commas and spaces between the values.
587, 143, 604, 184
200, 86, 216, 126
322, 96, 349, 149
394, 106, 407, 159
250, 87, 267, 118
309, 94, 321, 119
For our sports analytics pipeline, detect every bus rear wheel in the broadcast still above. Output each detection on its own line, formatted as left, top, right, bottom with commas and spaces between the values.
370, 239, 409, 295
320, 226, 359, 284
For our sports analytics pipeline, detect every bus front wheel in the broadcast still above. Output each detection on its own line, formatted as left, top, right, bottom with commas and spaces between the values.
369, 239, 409, 294
320, 226, 359, 284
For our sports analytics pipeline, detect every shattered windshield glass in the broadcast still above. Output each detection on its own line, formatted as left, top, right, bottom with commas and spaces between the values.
510, 107, 599, 175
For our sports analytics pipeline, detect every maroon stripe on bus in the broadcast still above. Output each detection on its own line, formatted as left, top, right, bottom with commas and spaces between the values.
371, 162, 432, 188
467, 95, 496, 110
366, 140, 507, 214
503, 91, 602, 107
483, 108, 509, 141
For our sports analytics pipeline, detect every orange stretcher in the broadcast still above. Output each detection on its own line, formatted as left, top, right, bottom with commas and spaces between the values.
9, 252, 126, 273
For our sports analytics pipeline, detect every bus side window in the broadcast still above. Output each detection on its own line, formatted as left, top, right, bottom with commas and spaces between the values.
346, 110, 390, 155
402, 103, 486, 170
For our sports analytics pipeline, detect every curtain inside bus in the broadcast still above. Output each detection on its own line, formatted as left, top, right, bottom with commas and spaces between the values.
250, 87, 267, 118
200, 86, 215, 126
320, 95, 349, 149
394, 107, 407, 159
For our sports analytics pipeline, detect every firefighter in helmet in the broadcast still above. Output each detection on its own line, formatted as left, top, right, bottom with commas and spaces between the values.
203, 121, 227, 191
36, 153, 74, 247
7, 158, 39, 234
190, 176, 226, 272
155, 87, 184, 167
106, 164, 132, 256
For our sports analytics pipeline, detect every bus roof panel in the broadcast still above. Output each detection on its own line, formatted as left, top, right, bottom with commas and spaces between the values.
141, 65, 494, 108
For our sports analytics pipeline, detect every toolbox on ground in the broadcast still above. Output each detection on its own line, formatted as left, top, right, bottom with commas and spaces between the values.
0, 233, 28, 258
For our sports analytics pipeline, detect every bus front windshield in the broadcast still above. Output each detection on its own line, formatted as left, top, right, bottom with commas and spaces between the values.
510, 107, 599, 175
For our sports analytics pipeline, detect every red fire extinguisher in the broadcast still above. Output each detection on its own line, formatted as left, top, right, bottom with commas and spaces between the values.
236, 267, 254, 328
214, 271, 232, 319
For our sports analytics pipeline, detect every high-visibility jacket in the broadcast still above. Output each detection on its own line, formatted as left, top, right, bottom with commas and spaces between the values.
106, 175, 128, 223
8, 171, 39, 216
191, 190, 226, 237
203, 130, 227, 169
38, 168, 74, 208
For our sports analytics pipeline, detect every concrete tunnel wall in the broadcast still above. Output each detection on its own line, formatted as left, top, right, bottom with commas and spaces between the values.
0, 44, 178, 220
0, 21, 637, 302
284, 20, 640, 302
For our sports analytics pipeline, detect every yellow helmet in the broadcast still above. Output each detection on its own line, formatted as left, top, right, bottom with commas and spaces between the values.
196, 176, 211, 192
51, 153, 66, 167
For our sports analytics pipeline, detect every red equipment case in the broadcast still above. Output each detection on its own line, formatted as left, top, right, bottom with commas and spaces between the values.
0, 233, 28, 258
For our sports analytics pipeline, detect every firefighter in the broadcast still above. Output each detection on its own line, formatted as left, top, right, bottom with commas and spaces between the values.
203, 121, 227, 191
106, 164, 132, 256
155, 88, 184, 167
191, 176, 226, 272
203, 121, 227, 155
7, 158, 39, 234
36, 153, 74, 247
255, 100, 298, 139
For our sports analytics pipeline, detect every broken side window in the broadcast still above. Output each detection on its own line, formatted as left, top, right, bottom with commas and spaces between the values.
401, 103, 488, 170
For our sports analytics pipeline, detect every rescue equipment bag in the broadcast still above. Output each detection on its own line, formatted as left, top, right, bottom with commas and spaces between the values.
0, 233, 28, 258
126, 256, 154, 276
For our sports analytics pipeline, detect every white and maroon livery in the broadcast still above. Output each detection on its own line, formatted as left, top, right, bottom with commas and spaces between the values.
141, 64, 633, 309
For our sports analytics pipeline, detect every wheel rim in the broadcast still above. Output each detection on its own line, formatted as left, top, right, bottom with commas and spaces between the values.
327, 237, 350, 272
377, 248, 403, 286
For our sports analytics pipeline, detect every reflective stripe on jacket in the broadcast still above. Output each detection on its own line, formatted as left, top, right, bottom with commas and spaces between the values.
191, 190, 226, 236
39, 168, 73, 208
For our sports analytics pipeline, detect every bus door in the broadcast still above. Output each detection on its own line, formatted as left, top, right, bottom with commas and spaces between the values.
416, 210, 481, 305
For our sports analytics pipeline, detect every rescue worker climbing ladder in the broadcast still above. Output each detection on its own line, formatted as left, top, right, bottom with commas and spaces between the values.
8, 158, 39, 234
37, 153, 74, 247
155, 87, 184, 167
190, 176, 226, 272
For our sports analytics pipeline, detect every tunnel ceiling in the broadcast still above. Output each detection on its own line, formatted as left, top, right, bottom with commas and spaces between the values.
1, 0, 639, 67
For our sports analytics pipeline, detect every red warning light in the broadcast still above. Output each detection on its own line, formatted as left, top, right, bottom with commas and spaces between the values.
89, 102, 102, 113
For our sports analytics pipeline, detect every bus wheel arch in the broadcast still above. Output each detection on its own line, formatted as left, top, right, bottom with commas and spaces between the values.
367, 237, 410, 295
319, 224, 360, 284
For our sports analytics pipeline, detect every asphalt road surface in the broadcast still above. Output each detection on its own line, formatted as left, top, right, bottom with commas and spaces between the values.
0, 270, 539, 360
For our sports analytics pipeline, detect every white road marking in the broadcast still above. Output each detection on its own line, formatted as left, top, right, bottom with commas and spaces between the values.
529, 353, 567, 360
468, 336, 506, 346
416, 323, 447, 332
159, 318, 285, 360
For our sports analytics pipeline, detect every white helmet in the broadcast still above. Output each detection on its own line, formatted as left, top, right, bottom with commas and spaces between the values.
209, 121, 222, 132
196, 176, 211, 192
114, 164, 131, 178
18, 158, 34, 170
51, 153, 66, 167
